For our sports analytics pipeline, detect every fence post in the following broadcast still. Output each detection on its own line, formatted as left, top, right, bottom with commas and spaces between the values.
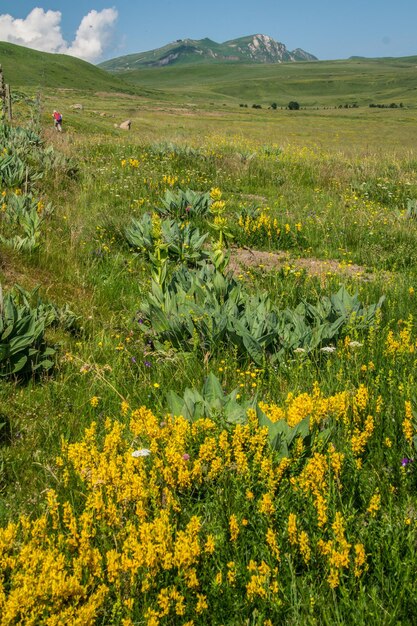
0, 65, 6, 120
5, 83, 12, 121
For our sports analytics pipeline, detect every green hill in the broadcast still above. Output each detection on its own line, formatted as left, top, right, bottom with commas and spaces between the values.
0, 41, 138, 92
106, 56, 417, 106
99, 34, 317, 71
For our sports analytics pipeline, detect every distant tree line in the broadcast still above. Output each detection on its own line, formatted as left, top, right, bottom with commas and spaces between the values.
239, 101, 301, 110
238, 101, 407, 111
369, 102, 404, 108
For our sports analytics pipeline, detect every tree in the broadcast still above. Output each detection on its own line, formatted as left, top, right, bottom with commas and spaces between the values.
288, 101, 300, 110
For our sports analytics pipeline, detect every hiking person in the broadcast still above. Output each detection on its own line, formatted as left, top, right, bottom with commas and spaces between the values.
53, 110, 63, 132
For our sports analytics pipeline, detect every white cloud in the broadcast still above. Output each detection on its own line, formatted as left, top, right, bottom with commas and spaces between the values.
66, 9, 118, 62
0, 8, 67, 53
0, 7, 118, 62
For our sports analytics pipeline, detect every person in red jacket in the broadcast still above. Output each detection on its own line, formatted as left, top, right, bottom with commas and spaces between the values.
53, 110, 63, 132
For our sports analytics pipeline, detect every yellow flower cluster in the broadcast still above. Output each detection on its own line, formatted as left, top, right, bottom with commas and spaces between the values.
402, 400, 415, 443
259, 383, 348, 428
385, 318, 416, 356
209, 187, 222, 201
367, 492, 381, 517
261, 383, 378, 466
246, 560, 278, 600
237, 211, 300, 242
121, 158, 141, 168
0, 393, 375, 621
162, 174, 178, 187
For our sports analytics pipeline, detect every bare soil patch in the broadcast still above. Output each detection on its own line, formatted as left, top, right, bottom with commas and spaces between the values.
229, 247, 373, 281
239, 194, 268, 204
94, 92, 140, 99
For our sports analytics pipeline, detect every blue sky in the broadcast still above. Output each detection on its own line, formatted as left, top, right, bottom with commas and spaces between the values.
0, 1, 416, 63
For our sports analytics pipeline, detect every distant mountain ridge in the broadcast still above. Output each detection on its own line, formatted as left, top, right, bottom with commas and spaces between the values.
99, 34, 318, 71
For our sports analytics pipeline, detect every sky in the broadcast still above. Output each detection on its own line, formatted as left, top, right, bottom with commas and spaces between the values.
0, 1, 416, 64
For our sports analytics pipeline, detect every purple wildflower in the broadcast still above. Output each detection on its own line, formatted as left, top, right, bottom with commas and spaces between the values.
182, 453, 190, 461
401, 457, 413, 467
144, 360, 151, 367
131, 357, 137, 364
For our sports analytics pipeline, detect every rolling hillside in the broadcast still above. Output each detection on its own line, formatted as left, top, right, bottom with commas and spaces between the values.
105, 56, 417, 107
99, 34, 317, 71
1, 40, 416, 108
0, 41, 138, 92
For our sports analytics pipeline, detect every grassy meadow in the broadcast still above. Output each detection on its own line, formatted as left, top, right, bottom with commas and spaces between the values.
1, 66, 417, 624
110, 56, 417, 108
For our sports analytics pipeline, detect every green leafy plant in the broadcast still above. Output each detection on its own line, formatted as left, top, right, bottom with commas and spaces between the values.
0, 124, 42, 152
2, 192, 54, 224
0, 285, 55, 378
256, 406, 331, 459
406, 198, 417, 219
161, 220, 209, 264
209, 188, 233, 247
125, 213, 155, 254
0, 153, 28, 188
166, 372, 255, 424
138, 264, 384, 364
11, 285, 80, 334
126, 214, 209, 266
155, 189, 211, 220
0, 206, 44, 252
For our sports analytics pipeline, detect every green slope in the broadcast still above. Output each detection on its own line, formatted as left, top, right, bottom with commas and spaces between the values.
0, 41, 138, 92
109, 56, 417, 106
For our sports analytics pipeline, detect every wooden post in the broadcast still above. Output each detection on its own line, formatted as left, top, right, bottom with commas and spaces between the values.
0, 65, 5, 120
5, 84, 12, 121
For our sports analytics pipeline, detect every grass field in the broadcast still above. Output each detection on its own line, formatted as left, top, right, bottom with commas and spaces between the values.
1, 62, 417, 624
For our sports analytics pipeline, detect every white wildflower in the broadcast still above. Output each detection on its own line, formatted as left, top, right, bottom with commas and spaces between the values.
131, 448, 151, 458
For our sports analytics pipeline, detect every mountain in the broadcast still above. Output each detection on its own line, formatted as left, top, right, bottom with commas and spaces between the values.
0, 41, 137, 92
99, 34, 317, 71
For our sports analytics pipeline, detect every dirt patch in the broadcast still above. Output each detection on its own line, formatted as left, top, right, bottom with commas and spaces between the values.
0, 249, 54, 290
94, 92, 140, 99
0, 251, 92, 308
229, 247, 373, 281
239, 194, 268, 205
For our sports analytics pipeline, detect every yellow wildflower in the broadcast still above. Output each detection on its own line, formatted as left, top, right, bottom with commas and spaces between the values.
367, 492, 381, 517
229, 514, 240, 541
195, 594, 208, 613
